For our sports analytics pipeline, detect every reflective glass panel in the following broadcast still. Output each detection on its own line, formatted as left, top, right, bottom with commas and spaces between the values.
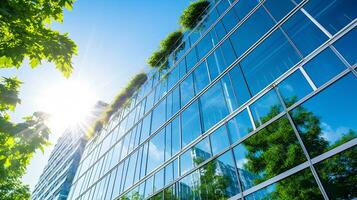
147, 129, 165, 173
304, 0, 356, 34
233, 116, 307, 190
245, 168, 323, 200
227, 109, 253, 143
181, 101, 202, 147
290, 73, 357, 158
241, 29, 301, 95
277, 70, 312, 107
315, 146, 357, 200
250, 89, 283, 127
193, 62, 210, 93
230, 7, 275, 57
333, 27, 357, 65
303, 47, 347, 87
210, 125, 230, 155
282, 10, 328, 57
200, 82, 229, 131
180, 74, 195, 106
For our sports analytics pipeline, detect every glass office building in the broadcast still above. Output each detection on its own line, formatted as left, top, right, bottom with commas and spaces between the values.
32, 102, 107, 200
68, 0, 356, 199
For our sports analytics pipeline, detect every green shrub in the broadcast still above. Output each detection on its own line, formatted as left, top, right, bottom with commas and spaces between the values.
147, 30, 183, 69
179, 0, 210, 30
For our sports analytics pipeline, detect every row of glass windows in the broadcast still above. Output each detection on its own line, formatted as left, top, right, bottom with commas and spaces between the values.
120, 70, 357, 200
70, 47, 356, 199
70, 0, 356, 199
78, 0, 355, 181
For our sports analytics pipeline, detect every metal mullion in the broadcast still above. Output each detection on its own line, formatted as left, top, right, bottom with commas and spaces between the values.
311, 138, 357, 165
300, 8, 333, 38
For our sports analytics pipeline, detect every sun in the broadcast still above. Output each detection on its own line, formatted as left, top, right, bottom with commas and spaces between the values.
38, 80, 97, 133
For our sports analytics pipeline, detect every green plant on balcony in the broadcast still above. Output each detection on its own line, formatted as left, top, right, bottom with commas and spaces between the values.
179, 0, 210, 30
147, 30, 183, 70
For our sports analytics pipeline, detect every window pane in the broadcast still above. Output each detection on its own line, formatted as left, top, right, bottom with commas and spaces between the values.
230, 7, 275, 57
221, 74, 238, 112
193, 62, 210, 93
181, 101, 202, 147
198, 150, 240, 198
210, 125, 230, 155
264, 0, 295, 22
168, 67, 179, 90
233, 0, 258, 20
180, 137, 211, 176
227, 109, 253, 143
151, 99, 166, 133
171, 117, 180, 155
250, 89, 283, 127
178, 59, 187, 79
154, 168, 164, 192
233, 116, 307, 190
304, 47, 347, 87
277, 70, 312, 107
147, 129, 165, 173
333, 27, 357, 65
144, 176, 153, 198
141, 113, 152, 143
241, 29, 301, 94
172, 87, 180, 114
200, 82, 229, 131
290, 73, 357, 158
206, 47, 225, 79
303, 0, 356, 34
282, 10, 328, 56
221, 8, 239, 32
220, 39, 237, 68
180, 74, 195, 106
229, 65, 251, 106
245, 168, 323, 200
186, 48, 198, 71
196, 33, 214, 60
315, 146, 357, 200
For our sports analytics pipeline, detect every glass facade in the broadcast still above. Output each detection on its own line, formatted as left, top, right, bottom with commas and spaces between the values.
68, 0, 357, 199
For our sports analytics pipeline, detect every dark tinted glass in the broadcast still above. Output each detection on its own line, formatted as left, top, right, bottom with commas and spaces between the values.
333, 28, 357, 65
264, 0, 295, 22
304, 0, 356, 34
315, 146, 357, 200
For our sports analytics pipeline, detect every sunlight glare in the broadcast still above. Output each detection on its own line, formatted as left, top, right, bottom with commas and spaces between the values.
39, 80, 97, 133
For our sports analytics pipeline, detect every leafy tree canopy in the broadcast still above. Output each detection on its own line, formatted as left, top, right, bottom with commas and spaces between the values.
0, 77, 51, 199
0, 0, 77, 77
179, 0, 210, 30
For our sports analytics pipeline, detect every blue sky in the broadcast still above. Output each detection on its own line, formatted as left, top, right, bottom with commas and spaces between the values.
1, 0, 191, 191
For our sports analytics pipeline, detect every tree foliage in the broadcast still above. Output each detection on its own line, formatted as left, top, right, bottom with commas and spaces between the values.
179, 0, 210, 30
147, 30, 183, 69
0, 0, 77, 77
243, 98, 356, 199
0, 77, 51, 200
